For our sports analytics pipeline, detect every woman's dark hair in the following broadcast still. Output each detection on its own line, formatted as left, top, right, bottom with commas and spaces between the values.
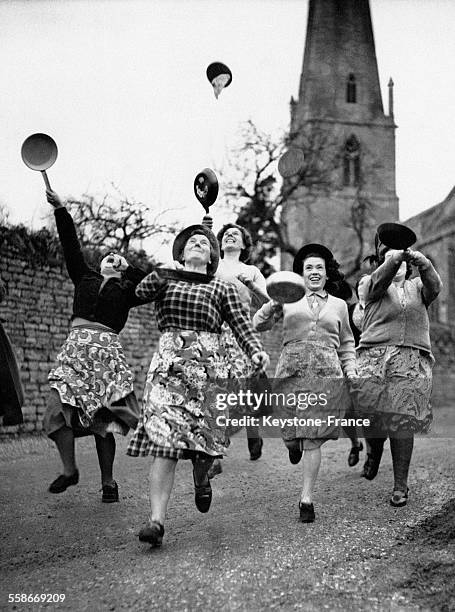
216, 223, 252, 263
377, 247, 412, 279
302, 252, 345, 296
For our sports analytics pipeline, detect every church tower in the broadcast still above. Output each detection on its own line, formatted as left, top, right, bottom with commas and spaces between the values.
281, 0, 399, 273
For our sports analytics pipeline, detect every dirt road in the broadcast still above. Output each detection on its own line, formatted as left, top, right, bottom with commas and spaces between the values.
0, 433, 453, 611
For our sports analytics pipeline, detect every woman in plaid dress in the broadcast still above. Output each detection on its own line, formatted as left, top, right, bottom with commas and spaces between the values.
127, 223, 268, 548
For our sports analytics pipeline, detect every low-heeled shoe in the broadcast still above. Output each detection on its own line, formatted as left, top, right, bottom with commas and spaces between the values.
48, 470, 79, 494
193, 472, 212, 513
138, 522, 164, 547
102, 481, 119, 503
390, 488, 409, 508
299, 502, 315, 523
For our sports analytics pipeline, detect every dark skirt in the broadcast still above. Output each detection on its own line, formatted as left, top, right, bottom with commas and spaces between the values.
0, 321, 24, 426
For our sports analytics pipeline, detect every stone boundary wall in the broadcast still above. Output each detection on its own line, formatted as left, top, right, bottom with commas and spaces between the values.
0, 248, 284, 435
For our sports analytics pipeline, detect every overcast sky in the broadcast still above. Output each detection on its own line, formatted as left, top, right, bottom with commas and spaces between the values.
1, 0, 454, 248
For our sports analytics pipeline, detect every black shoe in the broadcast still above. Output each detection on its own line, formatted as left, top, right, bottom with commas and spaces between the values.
348, 442, 363, 467
248, 437, 263, 461
102, 481, 119, 503
48, 470, 79, 494
299, 502, 315, 523
361, 452, 382, 480
288, 442, 303, 465
193, 470, 212, 513
390, 488, 409, 508
138, 522, 164, 547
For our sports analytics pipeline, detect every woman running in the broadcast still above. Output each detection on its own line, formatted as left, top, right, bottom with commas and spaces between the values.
44, 189, 147, 503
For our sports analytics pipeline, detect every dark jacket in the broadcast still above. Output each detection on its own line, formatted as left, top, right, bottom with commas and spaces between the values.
0, 278, 24, 425
54, 207, 147, 333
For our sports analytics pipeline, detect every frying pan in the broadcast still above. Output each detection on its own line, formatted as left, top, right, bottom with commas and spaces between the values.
266, 271, 305, 304
21, 133, 58, 190
278, 148, 305, 178
377, 222, 417, 250
194, 168, 219, 213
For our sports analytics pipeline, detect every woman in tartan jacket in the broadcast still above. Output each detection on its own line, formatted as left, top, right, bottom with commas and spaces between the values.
127, 222, 268, 548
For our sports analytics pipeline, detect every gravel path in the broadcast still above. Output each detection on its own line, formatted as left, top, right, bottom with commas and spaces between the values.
0, 434, 453, 611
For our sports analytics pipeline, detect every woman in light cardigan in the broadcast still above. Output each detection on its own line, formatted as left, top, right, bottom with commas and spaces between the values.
213, 222, 269, 472
253, 244, 356, 523
355, 246, 442, 507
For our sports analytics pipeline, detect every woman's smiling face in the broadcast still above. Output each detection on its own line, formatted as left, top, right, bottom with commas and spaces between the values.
221, 227, 245, 253
182, 233, 211, 266
302, 256, 327, 292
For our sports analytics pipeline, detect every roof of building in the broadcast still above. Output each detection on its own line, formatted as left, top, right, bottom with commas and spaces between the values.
404, 186, 455, 244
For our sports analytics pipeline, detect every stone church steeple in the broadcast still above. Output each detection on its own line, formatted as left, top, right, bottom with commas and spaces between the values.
281, 0, 399, 273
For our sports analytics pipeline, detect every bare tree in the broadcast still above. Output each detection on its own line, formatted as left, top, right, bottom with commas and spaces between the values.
217, 120, 341, 273
64, 184, 181, 256
218, 119, 387, 279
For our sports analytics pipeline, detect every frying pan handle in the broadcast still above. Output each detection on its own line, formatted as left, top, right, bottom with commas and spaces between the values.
41, 170, 52, 191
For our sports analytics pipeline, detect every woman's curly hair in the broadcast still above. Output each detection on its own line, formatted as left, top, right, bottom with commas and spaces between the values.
216, 223, 253, 263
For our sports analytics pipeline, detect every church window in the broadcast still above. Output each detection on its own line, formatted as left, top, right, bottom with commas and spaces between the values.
343, 135, 361, 186
346, 73, 356, 103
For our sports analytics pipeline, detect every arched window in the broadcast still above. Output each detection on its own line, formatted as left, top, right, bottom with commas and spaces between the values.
346, 73, 356, 103
343, 135, 360, 186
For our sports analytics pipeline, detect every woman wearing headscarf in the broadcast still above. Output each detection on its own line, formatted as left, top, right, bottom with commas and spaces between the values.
127, 222, 268, 548
253, 244, 356, 523
0, 277, 24, 427
44, 189, 147, 502
355, 245, 442, 506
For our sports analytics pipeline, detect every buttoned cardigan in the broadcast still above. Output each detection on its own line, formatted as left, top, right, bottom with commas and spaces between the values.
253, 293, 355, 375
359, 258, 442, 352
